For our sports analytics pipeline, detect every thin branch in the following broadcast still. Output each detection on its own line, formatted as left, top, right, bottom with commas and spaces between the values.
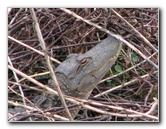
8, 36, 61, 64
96, 77, 140, 98
145, 98, 158, 115
8, 8, 24, 25
9, 71, 50, 91
8, 56, 26, 106
8, 100, 69, 121
95, 71, 157, 98
60, 8, 158, 69
8, 65, 58, 96
8, 85, 34, 107
8, 56, 32, 121
8, 81, 44, 93
111, 9, 158, 53
29, 8, 73, 121
69, 97, 158, 120
52, 40, 100, 50
9, 100, 36, 110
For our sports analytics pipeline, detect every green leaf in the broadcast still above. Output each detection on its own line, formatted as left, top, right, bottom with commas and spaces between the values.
114, 64, 122, 73
106, 80, 117, 87
131, 53, 140, 63
124, 72, 130, 78
106, 80, 111, 83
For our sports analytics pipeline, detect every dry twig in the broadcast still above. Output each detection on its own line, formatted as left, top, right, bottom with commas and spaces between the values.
29, 8, 73, 120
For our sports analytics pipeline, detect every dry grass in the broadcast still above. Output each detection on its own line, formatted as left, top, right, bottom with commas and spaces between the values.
8, 8, 158, 121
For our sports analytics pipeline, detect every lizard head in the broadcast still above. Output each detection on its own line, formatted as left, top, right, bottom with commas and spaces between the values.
55, 36, 122, 99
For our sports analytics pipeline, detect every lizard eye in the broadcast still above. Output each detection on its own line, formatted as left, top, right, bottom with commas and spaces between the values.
77, 57, 91, 66
76, 57, 92, 74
